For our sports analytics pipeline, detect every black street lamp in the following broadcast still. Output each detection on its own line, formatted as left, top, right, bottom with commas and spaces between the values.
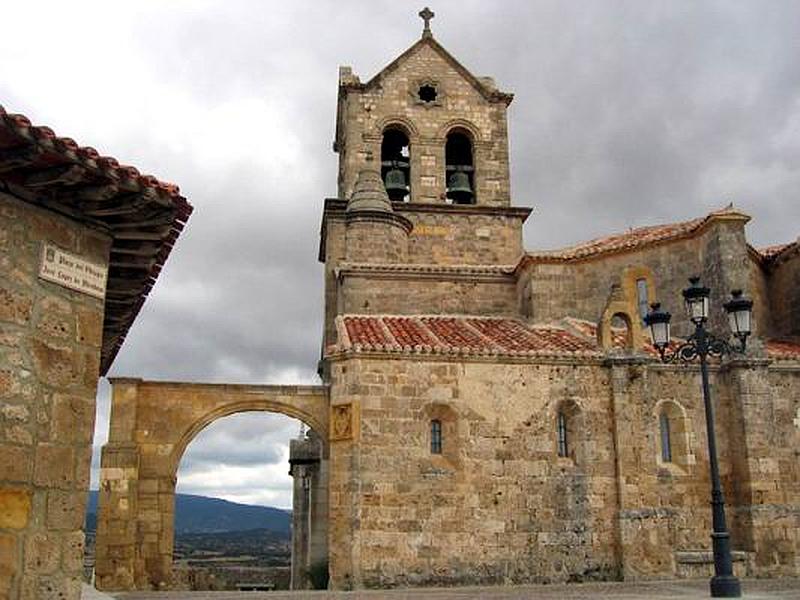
644, 276, 753, 598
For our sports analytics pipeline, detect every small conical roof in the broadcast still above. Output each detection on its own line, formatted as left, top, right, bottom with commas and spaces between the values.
346, 169, 393, 213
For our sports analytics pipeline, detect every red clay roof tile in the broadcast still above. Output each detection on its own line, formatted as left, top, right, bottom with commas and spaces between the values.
523, 207, 749, 264
335, 315, 603, 358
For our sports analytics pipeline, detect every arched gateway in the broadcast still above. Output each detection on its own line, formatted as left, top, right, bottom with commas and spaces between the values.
94, 378, 329, 590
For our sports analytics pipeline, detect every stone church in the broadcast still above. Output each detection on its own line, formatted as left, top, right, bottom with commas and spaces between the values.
312, 13, 800, 589
4, 10, 798, 599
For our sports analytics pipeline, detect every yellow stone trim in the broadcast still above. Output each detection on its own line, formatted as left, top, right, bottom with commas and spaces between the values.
599, 266, 657, 351
0, 488, 31, 529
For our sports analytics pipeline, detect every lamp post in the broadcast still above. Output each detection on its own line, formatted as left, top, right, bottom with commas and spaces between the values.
644, 276, 753, 598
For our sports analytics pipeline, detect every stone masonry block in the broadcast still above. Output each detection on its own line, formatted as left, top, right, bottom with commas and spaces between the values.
46, 490, 86, 530
0, 444, 32, 482
24, 532, 61, 574
0, 286, 33, 325
0, 531, 18, 594
50, 393, 94, 444
0, 487, 31, 529
33, 444, 75, 489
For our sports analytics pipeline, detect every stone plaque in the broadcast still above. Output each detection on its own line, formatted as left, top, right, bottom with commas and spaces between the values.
39, 243, 108, 300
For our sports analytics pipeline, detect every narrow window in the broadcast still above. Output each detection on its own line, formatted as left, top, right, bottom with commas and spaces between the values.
557, 412, 568, 458
636, 278, 649, 323
660, 412, 672, 462
430, 419, 442, 454
381, 128, 410, 202
445, 131, 475, 204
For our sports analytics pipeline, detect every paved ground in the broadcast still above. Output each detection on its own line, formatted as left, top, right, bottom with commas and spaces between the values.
85, 579, 800, 599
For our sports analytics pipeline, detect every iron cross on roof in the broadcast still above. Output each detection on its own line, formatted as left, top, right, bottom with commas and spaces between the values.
419, 6, 434, 37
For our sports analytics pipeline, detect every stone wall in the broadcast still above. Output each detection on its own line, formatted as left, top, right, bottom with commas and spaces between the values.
327, 356, 619, 587
767, 251, 800, 338
521, 218, 761, 340
325, 352, 798, 589
339, 273, 517, 317
345, 217, 409, 264
0, 193, 110, 600
398, 208, 524, 265
748, 258, 774, 339
733, 365, 800, 575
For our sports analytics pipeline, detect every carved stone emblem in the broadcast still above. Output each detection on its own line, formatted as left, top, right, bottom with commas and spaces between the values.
330, 403, 357, 441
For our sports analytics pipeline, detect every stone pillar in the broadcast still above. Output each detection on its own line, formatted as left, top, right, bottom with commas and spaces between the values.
289, 463, 311, 589
0, 194, 111, 600
308, 457, 329, 573
727, 358, 798, 576
94, 444, 139, 590
135, 475, 175, 589
606, 358, 638, 579
288, 432, 322, 589
95, 379, 141, 591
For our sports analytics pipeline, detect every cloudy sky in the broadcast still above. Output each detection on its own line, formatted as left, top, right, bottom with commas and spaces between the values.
3, 1, 800, 509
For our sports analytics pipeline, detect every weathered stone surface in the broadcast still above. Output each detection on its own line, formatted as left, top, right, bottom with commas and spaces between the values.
0, 445, 32, 482
0, 286, 33, 325
0, 488, 31, 529
24, 532, 61, 574
0, 193, 109, 600
33, 444, 75, 489
46, 491, 86, 530
0, 531, 18, 596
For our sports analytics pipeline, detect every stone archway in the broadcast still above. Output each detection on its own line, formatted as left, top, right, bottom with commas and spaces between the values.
94, 378, 329, 591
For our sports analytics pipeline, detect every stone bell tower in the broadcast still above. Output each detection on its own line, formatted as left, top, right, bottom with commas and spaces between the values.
333, 7, 514, 206
318, 8, 532, 354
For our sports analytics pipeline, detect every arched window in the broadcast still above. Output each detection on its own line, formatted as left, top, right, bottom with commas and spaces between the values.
445, 130, 474, 204
655, 400, 693, 471
636, 278, 650, 324
381, 128, 410, 202
555, 400, 582, 463
557, 411, 568, 458
430, 419, 442, 454
659, 412, 672, 462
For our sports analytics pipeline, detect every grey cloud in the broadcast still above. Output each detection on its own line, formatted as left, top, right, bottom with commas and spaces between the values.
5, 1, 800, 507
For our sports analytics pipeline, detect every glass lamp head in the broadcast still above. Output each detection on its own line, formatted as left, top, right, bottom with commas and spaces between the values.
682, 276, 710, 324
644, 302, 672, 349
723, 289, 753, 339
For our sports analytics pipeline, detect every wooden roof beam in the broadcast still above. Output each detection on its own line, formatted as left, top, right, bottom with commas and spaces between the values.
0, 144, 41, 173
25, 164, 86, 187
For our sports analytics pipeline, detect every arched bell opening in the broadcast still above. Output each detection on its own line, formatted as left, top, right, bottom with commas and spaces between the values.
381, 127, 411, 202
445, 129, 475, 204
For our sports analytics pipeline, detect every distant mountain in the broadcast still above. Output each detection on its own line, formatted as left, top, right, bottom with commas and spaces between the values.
85, 491, 291, 536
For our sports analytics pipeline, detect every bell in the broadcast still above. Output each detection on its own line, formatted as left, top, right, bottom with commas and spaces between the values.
384, 166, 408, 201
447, 170, 473, 204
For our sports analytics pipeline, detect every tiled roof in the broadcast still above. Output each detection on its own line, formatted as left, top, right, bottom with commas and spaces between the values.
522, 207, 749, 264
765, 339, 800, 361
0, 106, 193, 374
758, 243, 793, 260
332, 315, 800, 363
332, 315, 600, 358
754, 241, 798, 266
